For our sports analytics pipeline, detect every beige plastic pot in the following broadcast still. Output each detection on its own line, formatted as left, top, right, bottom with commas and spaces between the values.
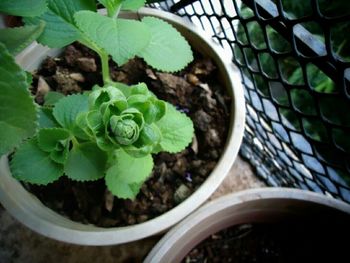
145, 187, 350, 262
0, 8, 245, 245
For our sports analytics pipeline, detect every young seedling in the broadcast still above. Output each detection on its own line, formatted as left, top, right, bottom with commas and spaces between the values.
4, 0, 195, 199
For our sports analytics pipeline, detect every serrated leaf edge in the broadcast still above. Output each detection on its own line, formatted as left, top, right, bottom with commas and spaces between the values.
0, 44, 40, 155
138, 16, 194, 73
9, 138, 64, 185
12, 21, 46, 55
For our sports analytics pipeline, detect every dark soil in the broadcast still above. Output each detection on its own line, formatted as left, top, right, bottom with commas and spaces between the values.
183, 218, 350, 263
26, 43, 231, 227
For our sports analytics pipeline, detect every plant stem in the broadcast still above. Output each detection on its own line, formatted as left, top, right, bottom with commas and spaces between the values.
107, 0, 122, 18
112, 5, 121, 19
99, 50, 112, 84
71, 136, 79, 148
79, 37, 112, 85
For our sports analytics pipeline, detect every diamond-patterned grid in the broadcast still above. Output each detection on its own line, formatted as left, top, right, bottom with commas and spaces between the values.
149, 0, 350, 203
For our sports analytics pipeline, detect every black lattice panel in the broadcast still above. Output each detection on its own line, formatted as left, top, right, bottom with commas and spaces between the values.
149, 0, 350, 203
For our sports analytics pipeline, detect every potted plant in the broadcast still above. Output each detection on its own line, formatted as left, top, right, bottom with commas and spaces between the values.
145, 187, 350, 262
0, 0, 245, 245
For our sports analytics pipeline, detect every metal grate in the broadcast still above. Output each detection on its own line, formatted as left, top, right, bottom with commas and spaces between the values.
149, 0, 350, 203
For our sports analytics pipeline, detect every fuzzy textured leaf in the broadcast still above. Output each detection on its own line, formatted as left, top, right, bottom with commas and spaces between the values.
121, 0, 146, 11
53, 93, 89, 131
0, 0, 47, 17
0, 22, 45, 55
24, 0, 96, 48
64, 143, 107, 181
105, 150, 153, 198
75, 11, 151, 65
0, 43, 38, 156
138, 16, 193, 72
156, 102, 194, 153
106, 178, 143, 199
10, 138, 63, 185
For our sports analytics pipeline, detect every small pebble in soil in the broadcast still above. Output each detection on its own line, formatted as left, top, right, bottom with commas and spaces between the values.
174, 184, 192, 204
193, 110, 213, 132
76, 57, 97, 72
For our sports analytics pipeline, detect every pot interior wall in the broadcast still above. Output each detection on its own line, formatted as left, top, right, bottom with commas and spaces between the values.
165, 198, 350, 262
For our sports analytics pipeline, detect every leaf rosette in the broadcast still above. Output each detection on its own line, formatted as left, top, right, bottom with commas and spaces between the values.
78, 83, 165, 157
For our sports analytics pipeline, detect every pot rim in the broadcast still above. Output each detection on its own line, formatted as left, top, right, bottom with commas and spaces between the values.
0, 7, 245, 245
145, 187, 350, 262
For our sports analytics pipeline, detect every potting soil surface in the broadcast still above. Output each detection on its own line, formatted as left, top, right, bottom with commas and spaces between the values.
0, 156, 264, 263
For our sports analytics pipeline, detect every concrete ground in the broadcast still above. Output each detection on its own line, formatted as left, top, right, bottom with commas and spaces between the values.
0, 156, 265, 263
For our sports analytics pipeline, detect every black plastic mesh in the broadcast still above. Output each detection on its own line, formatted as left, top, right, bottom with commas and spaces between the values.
149, 0, 350, 203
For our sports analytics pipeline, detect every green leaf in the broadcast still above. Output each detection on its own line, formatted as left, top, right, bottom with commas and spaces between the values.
44, 91, 65, 106
0, 0, 47, 17
111, 82, 132, 97
10, 138, 63, 185
37, 128, 70, 152
50, 146, 69, 164
0, 22, 45, 56
86, 110, 104, 134
126, 83, 166, 123
144, 99, 166, 123
156, 102, 194, 153
53, 93, 89, 131
121, 0, 145, 11
97, 0, 120, 17
139, 123, 161, 146
0, 43, 38, 156
38, 107, 59, 128
124, 144, 153, 158
96, 136, 115, 151
89, 85, 127, 110
97, 0, 109, 5
64, 142, 108, 181
106, 179, 143, 199
76, 112, 94, 139
24, 0, 96, 48
25, 72, 33, 86
75, 11, 151, 65
139, 16, 193, 72
105, 150, 153, 198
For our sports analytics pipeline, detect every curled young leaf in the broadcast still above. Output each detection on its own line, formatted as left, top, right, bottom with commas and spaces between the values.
124, 123, 161, 157
89, 85, 128, 112
110, 115, 140, 145
108, 108, 144, 145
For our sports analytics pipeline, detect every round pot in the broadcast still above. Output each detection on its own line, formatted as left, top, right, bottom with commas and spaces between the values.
0, 8, 245, 245
145, 187, 350, 262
